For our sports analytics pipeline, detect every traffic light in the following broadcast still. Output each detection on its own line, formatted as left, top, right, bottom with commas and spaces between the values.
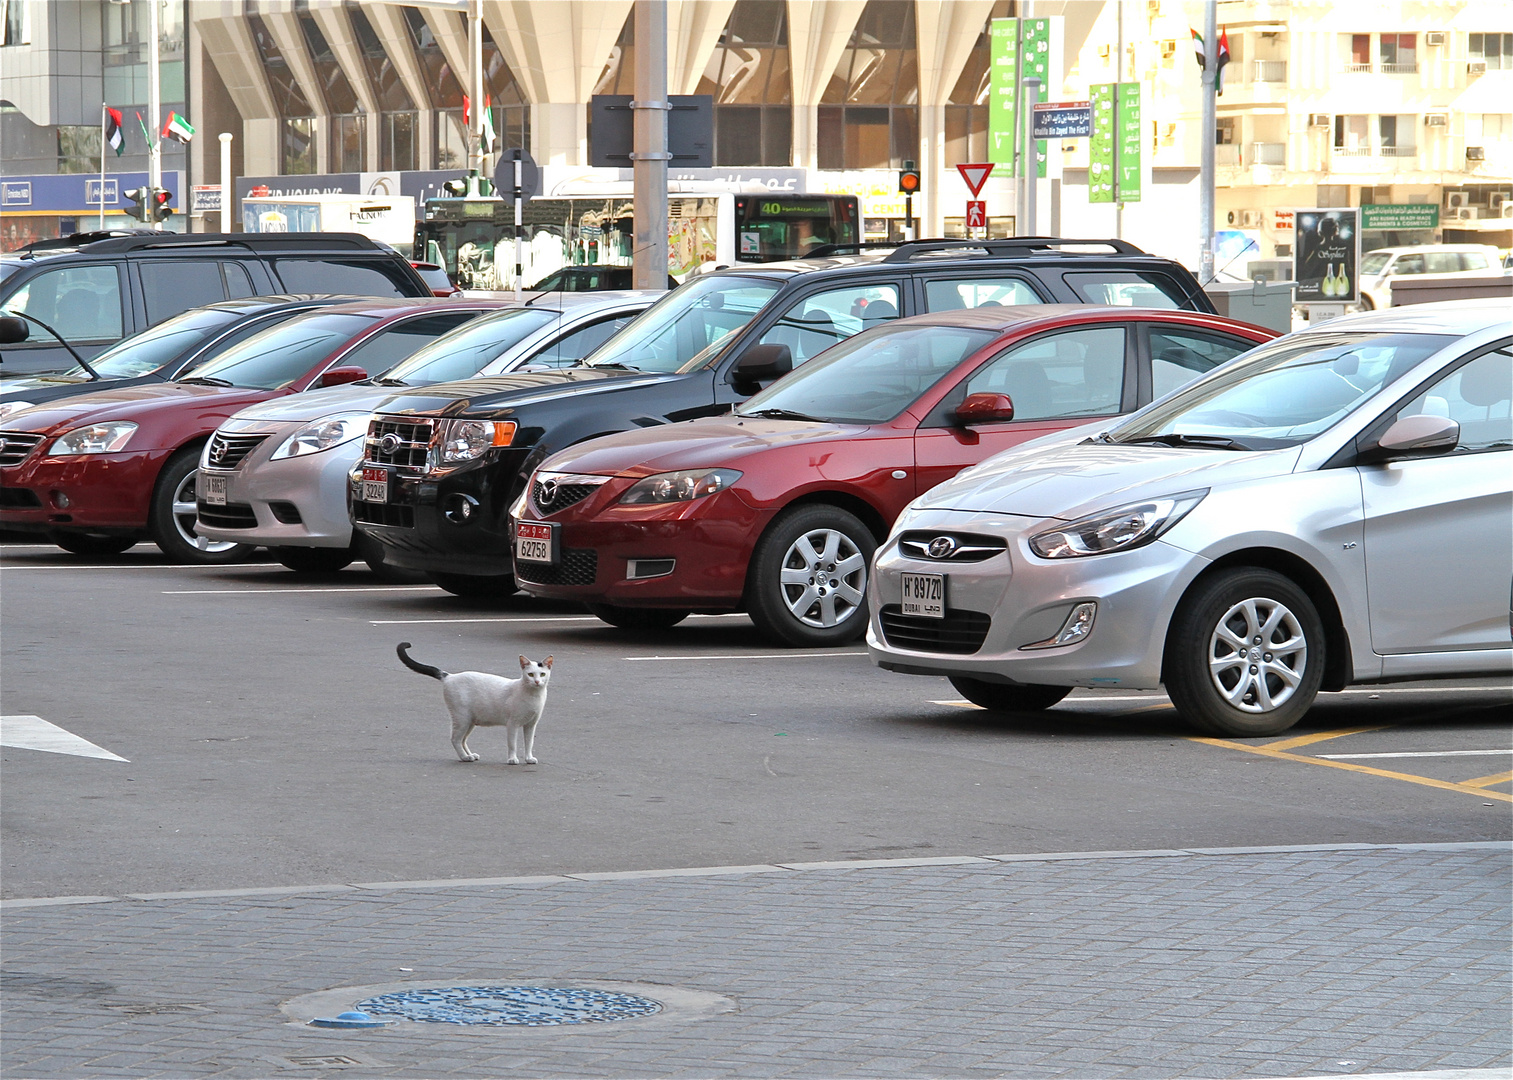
150, 188, 173, 223
441, 176, 469, 197
123, 186, 151, 222
898, 160, 921, 196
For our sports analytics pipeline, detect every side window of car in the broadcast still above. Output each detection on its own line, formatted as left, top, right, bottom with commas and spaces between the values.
271, 258, 410, 298
139, 260, 229, 322
1458, 252, 1489, 271
3, 264, 124, 343
1392, 347, 1512, 455
534, 314, 636, 367
758, 282, 901, 366
336, 313, 479, 374
1150, 327, 1255, 400
1394, 254, 1425, 275
1062, 271, 1185, 309
924, 277, 1041, 311
964, 326, 1128, 421
1423, 252, 1461, 274
222, 262, 257, 299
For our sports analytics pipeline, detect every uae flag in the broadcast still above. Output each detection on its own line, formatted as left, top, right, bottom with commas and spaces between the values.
462, 95, 497, 155
105, 107, 124, 156
1191, 28, 1232, 92
162, 111, 195, 144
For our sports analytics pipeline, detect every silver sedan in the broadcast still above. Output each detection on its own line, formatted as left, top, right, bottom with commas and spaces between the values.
196, 292, 657, 573
868, 299, 1512, 736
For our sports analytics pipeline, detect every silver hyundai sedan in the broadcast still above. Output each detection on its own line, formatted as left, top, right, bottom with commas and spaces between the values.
868, 299, 1512, 737
196, 292, 656, 573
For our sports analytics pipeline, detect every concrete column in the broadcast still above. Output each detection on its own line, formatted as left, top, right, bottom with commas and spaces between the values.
309, 5, 380, 170
666, 0, 736, 95
913, 0, 994, 237
786, 0, 867, 172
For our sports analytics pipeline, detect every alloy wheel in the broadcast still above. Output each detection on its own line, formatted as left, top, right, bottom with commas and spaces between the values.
1207, 596, 1308, 713
778, 527, 868, 629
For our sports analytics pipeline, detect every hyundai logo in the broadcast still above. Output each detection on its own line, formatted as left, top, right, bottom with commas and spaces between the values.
379, 432, 403, 454
538, 479, 560, 506
926, 536, 959, 559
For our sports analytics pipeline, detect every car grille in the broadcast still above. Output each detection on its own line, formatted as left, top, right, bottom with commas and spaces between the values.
897, 532, 1008, 563
531, 472, 612, 516
352, 502, 415, 528
365, 417, 433, 472
515, 547, 598, 587
205, 433, 270, 470
197, 502, 258, 529
878, 605, 992, 655
0, 486, 42, 508
0, 432, 47, 467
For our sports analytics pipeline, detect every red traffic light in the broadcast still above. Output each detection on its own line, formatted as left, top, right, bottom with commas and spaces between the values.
150, 188, 174, 222
898, 162, 921, 195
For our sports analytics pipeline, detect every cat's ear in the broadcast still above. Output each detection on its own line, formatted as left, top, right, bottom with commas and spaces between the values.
543, 656, 554, 669
519, 655, 529, 669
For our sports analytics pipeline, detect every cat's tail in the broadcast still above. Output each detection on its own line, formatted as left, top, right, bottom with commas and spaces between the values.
397, 642, 448, 681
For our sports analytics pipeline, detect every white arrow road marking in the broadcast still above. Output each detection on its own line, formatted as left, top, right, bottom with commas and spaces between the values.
0, 716, 128, 762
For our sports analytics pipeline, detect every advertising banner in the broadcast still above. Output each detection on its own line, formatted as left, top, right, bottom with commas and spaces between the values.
1089, 85, 1115, 204
1023, 18, 1051, 178
1293, 208, 1360, 304
988, 19, 1020, 168
1117, 82, 1142, 203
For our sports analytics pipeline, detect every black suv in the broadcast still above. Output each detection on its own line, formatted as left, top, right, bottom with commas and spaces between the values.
0, 230, 431, 376
352, 238, 1217, 596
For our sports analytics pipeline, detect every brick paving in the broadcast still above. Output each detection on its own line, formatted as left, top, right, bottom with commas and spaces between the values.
0, 843, 1508, 1079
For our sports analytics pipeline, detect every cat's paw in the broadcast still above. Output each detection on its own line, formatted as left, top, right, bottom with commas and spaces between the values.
459, 752, 481, 762
506, 756, 520, 765
523, 755, 538, 765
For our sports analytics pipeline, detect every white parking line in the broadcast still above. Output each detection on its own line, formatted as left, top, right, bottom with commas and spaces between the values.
368, 612, 752, 626
165, 586, 439, 595
0, 562, 286, 571
623, 651, 868, 661
0, 715, 128, 762
1319, 749, 1513, 760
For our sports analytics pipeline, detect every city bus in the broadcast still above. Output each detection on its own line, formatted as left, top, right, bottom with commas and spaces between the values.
414, 188, 859, 291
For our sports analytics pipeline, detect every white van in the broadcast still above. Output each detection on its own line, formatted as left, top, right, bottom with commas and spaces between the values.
1357, 244, 1504, 310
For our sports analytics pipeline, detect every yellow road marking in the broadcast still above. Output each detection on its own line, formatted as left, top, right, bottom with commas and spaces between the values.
1461, 771, 1513, 789
1189, 737, 1513, 802
1262, 726, 1390, 751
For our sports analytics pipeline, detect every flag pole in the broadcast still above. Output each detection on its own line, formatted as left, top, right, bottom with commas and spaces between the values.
100, 102, 107, 230
148, 0, 162, 216
1198, 0, 1217, 282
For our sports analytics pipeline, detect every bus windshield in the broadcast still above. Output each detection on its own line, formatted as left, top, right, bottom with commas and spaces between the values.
581, 274, 783, 375
732, 196, 858, 261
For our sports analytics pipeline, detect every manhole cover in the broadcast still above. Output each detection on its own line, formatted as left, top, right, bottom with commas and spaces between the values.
355, 985, 663, 1027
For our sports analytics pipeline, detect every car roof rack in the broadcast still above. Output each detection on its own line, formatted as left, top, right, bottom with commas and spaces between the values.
801, 241, 906, 259
39, 231, 391, 255
15, 228, 162, 253
879, 237, 1148, 262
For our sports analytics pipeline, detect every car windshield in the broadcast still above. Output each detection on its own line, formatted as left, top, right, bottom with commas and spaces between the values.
736, 324, 998, 424
379, 307, 558, 385
62, 307, 240, 380
582, 274, 782, 374
1110, 332, 1456, 450
1360, 252, 1392, 275
180, 312, 375, 390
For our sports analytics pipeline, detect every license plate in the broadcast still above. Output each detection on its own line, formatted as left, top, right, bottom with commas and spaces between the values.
360, 465, 389, 504
514, 521, 557, 565
201, 473, 228, 506
900, 572, 945, 618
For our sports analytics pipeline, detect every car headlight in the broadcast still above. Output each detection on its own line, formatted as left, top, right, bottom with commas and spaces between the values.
0, 400, 36, 421
618, 468, 742, 505
269, 414, 369, 460
435, 419, 516, 465
1028, 490, 1206, 559
48, 421, 138, 455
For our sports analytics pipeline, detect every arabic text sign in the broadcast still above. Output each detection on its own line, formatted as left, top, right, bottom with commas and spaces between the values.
1361, 204, 1440, 229
1033, 102, 1091, 139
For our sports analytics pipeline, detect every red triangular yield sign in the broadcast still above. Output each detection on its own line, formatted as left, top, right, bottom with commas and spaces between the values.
956, 163, 994, 196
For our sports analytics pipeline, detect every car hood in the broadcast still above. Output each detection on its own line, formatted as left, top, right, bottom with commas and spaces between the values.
0, 382, 273, 434
915, 439, 1304, 521
228, 383, 398, 425
542, 415, 863, 477
373, 368, 678, 418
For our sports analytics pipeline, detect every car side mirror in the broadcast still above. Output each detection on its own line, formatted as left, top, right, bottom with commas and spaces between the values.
954, 392, 1015, 425
318, 365, 368, 388
0, 315, 29, 344
1363, 414, 1459, 462
728, 343, 793, 386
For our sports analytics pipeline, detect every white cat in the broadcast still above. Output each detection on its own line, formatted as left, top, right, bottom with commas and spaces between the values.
397, 643, 553, 764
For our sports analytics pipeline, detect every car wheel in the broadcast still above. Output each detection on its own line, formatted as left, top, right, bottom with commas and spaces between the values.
585, 603, 690, 630
948, 676, 1071, 713
271, 546, 354, 574
747, 504, 875, 647
148, 449, 258, 564
355, 533, 429, 583
1358, 294, 1375, 311
1165, 568, 1325, 737
48, 531, 139, 557
432, 571, 517, 598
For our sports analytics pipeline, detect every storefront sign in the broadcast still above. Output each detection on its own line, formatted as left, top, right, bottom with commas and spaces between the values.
1294, 208, 1360, 304
0, 172, 181, 214
191, 185, 221, 213
1361, 203, 1439, 230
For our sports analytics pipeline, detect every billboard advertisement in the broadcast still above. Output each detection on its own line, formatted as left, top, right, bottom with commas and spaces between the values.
1293, 208, 1360, 304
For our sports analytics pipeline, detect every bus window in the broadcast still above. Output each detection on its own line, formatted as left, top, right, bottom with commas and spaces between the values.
734, 196, 858, 261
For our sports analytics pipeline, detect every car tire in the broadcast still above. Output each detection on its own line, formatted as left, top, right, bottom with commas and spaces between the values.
585, 603, 690, 630
432, 571, 517, 599
149, 449, 258, 564
48, 531, 139, 557
948, 676, 1071, 713
1165, 568, 1325, 737
1358, 294, 1375, 311
271, 546, 354, 574
746, 504, 876, 648
355, 533, 429, 583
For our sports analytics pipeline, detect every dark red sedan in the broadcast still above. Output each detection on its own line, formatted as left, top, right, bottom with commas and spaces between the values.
511, 306, 1275, 646
0, 298, 502, 561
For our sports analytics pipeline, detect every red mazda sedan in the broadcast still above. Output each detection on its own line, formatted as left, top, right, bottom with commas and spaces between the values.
512, 306, 1275, 646
0, 298, 501, 561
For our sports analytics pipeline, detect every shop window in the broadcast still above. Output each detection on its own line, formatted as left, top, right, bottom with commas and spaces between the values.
818, 0, 919, 171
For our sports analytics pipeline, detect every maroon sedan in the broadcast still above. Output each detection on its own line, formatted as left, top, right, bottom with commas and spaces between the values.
0, 298, 501, 561
512, 306, 1275, 646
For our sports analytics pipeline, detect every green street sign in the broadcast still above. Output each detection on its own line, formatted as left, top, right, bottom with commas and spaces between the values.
1361, 204, 1439, 229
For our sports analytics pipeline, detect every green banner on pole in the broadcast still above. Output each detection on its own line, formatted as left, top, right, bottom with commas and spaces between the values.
1089, 84, 1114, 203
988, 19, 1019, 168
1024, 18, 1051, 178
1117, 82, 1141, 203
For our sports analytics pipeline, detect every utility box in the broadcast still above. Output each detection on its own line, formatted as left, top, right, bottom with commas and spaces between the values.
1205, 280, 1295, 334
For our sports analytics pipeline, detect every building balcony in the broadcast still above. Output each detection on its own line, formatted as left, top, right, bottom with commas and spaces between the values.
1380, 62, 1419, 75
1216, 143, 1241, 165
1379, 145, 1418, 158
1251, 60, 1287, 83
1333, 145, 1373, 157
1342, 62, 1373, 73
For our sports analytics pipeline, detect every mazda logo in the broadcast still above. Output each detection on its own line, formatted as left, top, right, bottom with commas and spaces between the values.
926, 536, 959, 559
379, 432, 403, 454
538, 479, 560, 506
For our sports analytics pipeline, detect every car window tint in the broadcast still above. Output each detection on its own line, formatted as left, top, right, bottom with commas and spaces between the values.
4, 264, 123, 342
1424, 252, 1460, 274
965, 327, 1127, 421
758, 282, 901, 366
1459, 252, 1489, 271
924, 277, 1039, 311
272, 258, 409, 297
1062, 271, 1184, 309
83, 305, 239, 378
391, 307, 559, 383
222, 262, 257, 298
186, 312, 375, 389
1392, 347, 1512, 454
140, 260, 229, 322
1360, 252, 1391, 275
586, 274, 781, 374
1150, 327, 1256, 399
1395, 254, 1425, 274
532, 314, 636, 367
341, 312, 479, 376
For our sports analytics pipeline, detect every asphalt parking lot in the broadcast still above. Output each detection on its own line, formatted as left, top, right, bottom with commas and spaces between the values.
2, 540, 1509, 1078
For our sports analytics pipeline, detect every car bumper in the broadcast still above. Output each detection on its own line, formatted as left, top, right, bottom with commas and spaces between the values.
196, 437, 360, 549
0, 447, 168, 531
865, 507, 1204, 690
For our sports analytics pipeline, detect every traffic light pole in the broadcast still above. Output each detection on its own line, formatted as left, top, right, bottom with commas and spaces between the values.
147, 0, 161, 200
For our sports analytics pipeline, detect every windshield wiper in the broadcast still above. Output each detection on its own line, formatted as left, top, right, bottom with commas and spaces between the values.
179, 375, 233, 387
739, 407, 823, 422
584, 361, 642, 372
1116, 433, 1255, 451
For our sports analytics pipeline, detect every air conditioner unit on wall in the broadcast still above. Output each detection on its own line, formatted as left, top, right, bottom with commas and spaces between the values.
1424, 113, 1449, 127
1425, 32, 1446, 47
1490, 192, 1512, 211
1445, 190, 1469, 208
1502, 204, 1513, 219
1468, 61, 1487, 75
1449, 207, 1475, 221
1466, 146, 1486, 161
1308, 113, 1331, 127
